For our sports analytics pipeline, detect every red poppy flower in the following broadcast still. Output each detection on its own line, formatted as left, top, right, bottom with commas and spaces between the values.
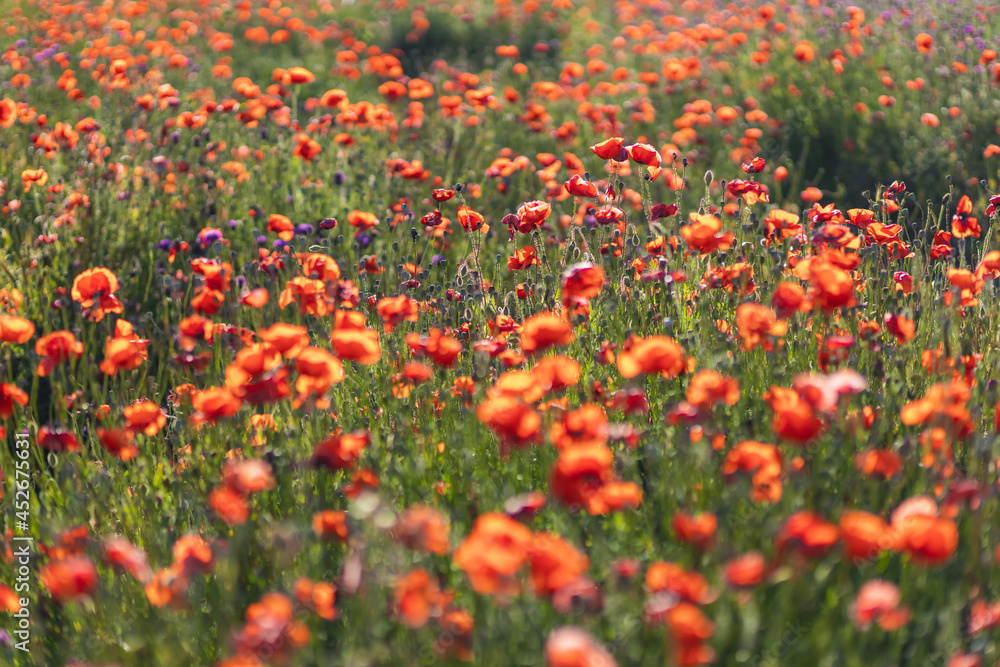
589, 137, 627, 161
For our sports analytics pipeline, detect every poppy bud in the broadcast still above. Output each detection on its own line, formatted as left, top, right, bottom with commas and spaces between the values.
704, 170, 714, 187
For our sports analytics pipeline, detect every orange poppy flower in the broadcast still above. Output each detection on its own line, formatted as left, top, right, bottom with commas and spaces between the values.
190, 288, 225, 315
241, 288, 270, 308
550, 443, 641, 514
258, 323, 310, 358
549, 404, 608, 450
71, 267, 123, 321
453, 512, 532, 595
508, 245, 540, 271
646, 562, 710, 604
847, 208, 876, 228
589, 481, 643, 514
735, 303, 786, 351
144, 565, 188, 609
761, 209, 802, 243
457, 206, 486, 232
544, 626, 617, 667
225, 344, 282, 385
801, 186, 823, 202
395, 568, 451, 628
236, 592, 309, 660
722, 441, 783, 502
977, 250, 1000, 280
124, 399, 167, 436
291, 577, 337, 621
723, 551, 767, 588
376, 295, 419, 332
97, 427, 139, 462
330, 327, 381, 365
686, 370, 740, 408
770, 282, 811, 319
103, 537, 152, 583
793, 40, 815, 61
856, 449, 902, 479
564, 174, 599, 198
347, 210, 379, 229
520, 312, 575, 355
589, 137, 627, 161
884, 312, 915, 344
727, 179, 769, 205
393, 505, 451, 555
292, 132, 323, 162
672, 512, 717, 550
285, 66, 315, 84
209, 486, 249, 525
839, 510, 892, 563
764, 386, 825, 444
0, 98, 16, 128
0, 315, 35, 343
895, 514, 958, 566
267, 213, 295, 241
294, 347, 344, 408
190, 387, 242, 424
616, 335, 687, 378
776, 511, 839, 559
532, 355, 582, 392
312, 431, 369, 471
192, 258, 232, 292
312, 510, 349, 541
35, 331, 84, 376
100, 322, 150, 376
561, 262, 605, 305
808, 258, 856, 312
526, 533, 590, 597
852, 580, 910, 631
663, 602, 715, 662
476, 395, 541, 453
951, 196, 981, 238
40, 556, 98, 602
21, 168, 48, 191
0, 383, 29, 418
625, 142, 661, 168
279, 277, 330, 316
173, 533, 215, 575
406, 328, 462, 367
223, 459, 275, 495
680, 213, 734, 255
508, 200, 551, 234
945, 268, 984, 307
900, 380, 973, 437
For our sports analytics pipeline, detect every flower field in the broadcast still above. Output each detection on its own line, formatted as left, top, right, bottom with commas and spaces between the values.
3, 0, 1000, 665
